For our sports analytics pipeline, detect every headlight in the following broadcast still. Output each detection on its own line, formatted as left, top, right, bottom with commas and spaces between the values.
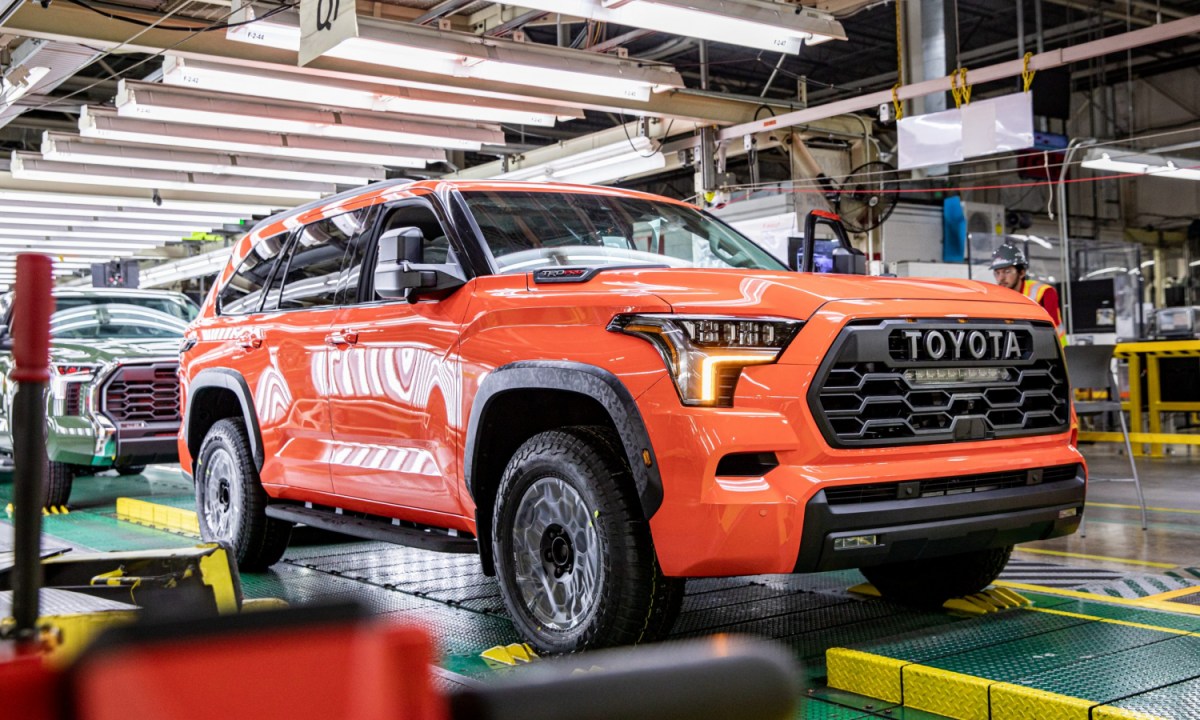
608, 314, 801, 407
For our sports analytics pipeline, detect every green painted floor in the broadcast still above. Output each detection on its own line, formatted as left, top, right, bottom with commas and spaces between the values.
3, 451, 1200, 720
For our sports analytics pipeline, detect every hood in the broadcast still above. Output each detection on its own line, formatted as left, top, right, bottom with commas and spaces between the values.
49, 337, 181, 366
556, 269, 1031, 320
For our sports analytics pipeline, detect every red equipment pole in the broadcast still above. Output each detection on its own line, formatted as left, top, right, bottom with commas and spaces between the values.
9, 254, 54, 650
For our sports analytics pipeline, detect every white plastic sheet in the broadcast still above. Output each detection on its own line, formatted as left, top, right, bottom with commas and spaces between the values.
898, 92, 1034, 170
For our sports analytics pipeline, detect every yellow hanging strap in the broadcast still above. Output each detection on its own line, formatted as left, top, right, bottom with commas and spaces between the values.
950, 67, 972, 108
1021, 52, 1036, 92
892, 0, 904, 120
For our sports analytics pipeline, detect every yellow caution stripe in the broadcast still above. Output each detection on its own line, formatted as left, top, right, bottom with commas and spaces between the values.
115, 497, 200, 537
4, 503, 69, 515
905, 665, 992, 720
826, 647, 905, 704
848, 583, 1030, 615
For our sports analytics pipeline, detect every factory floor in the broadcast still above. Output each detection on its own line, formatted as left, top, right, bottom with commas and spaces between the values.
3, 444, 1199, 720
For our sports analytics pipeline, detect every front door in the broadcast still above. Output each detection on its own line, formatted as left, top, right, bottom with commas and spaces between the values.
328, 199, 471, 518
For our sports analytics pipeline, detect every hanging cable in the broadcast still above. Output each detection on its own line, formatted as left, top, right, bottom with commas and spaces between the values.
1022, 52, 1036, 92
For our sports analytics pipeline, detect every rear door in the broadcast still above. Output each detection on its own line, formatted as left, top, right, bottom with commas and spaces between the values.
255, 208, 374, 496
327, 198, 473, 518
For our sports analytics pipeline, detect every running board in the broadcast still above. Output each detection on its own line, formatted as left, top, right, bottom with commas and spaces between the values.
264, 504, 478, 554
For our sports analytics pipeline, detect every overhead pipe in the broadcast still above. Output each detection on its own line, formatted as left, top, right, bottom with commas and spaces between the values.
714, 13, 1200, 143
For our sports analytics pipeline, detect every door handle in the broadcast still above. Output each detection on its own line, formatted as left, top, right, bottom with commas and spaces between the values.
238, 333, 262, 350
325, 330, 360, 347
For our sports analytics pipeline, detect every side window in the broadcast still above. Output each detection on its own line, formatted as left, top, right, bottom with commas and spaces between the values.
218, 232, 289, 315
270, 210, 370, 311
349, 202, 456, 304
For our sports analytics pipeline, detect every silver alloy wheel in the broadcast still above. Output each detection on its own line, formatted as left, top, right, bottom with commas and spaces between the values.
203, 446, 243, 542
511, 476, 603, 631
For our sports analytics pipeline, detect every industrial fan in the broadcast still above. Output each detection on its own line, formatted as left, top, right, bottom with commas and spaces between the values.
836, 161, 901, 232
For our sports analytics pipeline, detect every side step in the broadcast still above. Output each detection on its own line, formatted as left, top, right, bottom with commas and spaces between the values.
264, 504, 479, 554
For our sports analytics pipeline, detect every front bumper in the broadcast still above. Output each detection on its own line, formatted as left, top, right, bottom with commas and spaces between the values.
793, 466, 1085, 572
47, 414, 179, 467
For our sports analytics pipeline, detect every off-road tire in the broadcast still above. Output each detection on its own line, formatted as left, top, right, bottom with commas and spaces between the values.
45, 460, 75, 507
860, 545, 1014, 606
492, 426, 682, 654
115, 465, 147, 477
195, 417, 292, 571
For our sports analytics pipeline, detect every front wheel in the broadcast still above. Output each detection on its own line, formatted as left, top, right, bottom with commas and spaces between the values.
44, 461, 75, 507
195, 418, 292, 571
492, 427, 682, 654
860, 545, 1013, 606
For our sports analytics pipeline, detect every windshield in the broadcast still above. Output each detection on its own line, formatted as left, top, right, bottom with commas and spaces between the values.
460, 191, 785, 274
50, 304, 189, 340
55, 294, 199, 322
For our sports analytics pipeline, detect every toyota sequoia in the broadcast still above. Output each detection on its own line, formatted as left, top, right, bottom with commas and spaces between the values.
178, 180, 1085, 653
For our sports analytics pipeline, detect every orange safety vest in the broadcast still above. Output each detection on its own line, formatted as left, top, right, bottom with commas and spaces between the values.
1023, 279, 1066, 342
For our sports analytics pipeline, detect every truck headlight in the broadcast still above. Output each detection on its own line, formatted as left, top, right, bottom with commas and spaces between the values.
608, 314, 801, 407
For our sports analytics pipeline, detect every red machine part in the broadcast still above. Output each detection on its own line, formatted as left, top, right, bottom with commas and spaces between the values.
11, 254, 54, 384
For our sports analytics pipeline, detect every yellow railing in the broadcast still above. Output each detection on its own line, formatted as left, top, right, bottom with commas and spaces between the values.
1077, 339, 1200, 457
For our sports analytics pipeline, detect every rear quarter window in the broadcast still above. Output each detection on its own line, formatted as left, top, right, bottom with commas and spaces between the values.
218, 232, 290, 315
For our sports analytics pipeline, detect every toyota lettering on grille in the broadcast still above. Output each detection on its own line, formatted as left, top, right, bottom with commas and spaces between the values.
901, 329, 1022, 362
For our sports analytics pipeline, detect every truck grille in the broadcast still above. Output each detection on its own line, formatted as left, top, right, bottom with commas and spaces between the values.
101, 362, 181, 424
810, 319, 1070, 448
824, 464, 1080, 505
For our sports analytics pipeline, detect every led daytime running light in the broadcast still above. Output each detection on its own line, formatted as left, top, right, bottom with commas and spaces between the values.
609, 314, 800, 407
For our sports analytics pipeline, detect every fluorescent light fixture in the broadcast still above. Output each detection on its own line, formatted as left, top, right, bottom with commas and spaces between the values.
1085, 266, 1128, 278
14, 151, 335, 200
0, 236, 163, 250
513, 0, 845, 54
225, 13, 683, 102
1082, 147, 1200, 181
0, 212, 232, 233
0, 202, 252, 226
0, 188, 279, 216
0, 243, 140, 257
138, 248, 231, 287
42, 133, 384, 185
0, 224, 192, 243
80, 106, 440, 169
497, 136, 666, 185
162, 57, 577, 128
0, 65, 50, 108
116, 81, 503, 151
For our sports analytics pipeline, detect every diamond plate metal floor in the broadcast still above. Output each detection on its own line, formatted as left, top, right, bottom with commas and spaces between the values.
6, 460, 1200, 720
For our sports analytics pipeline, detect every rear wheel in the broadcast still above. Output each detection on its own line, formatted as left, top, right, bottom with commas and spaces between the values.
860, 545, 1013, 605
44, 461, 75, 507
115, 464, 147, 477
195, 418, 292, 570
492, 427, 682, 654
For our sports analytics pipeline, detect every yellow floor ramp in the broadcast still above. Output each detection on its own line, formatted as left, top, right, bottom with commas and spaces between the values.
824, 590, 1200, 720
827, 646, 1178, 720
115, 497, 200, 536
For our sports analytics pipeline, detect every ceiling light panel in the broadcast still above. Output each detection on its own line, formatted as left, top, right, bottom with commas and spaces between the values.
80, 106, 441, 169
162, 57, 579, 127
0, 212, 236, 233
116, 81, 503, 151
42, 133, 384, 185
225, 14, 683, 102
13, 152, 335, 200
516, 0, 845, 54
0, 200, 254, 225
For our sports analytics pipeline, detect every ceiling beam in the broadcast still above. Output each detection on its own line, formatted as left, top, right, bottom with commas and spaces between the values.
0, 2, 779, 126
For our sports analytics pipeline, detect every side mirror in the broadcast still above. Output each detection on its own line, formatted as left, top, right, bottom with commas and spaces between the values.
374, 226, 466, 301
788, 210, 866, 275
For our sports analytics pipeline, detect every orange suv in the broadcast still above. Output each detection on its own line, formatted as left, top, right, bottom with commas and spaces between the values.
179, 180, 1085, 653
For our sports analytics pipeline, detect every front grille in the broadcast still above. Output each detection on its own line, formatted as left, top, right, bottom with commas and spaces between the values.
824, 463, 1080, 505
102, 362, 181, 424
64, 384, 83, 415
811, 320, 1070, 447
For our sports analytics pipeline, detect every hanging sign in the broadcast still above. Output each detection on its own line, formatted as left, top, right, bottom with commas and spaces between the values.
299, 0, 358, 67
898, 92, 1034, 170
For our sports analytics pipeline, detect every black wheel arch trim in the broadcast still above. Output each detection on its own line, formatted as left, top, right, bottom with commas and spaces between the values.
184, 368, 264, 471
464, 361, 665, 520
